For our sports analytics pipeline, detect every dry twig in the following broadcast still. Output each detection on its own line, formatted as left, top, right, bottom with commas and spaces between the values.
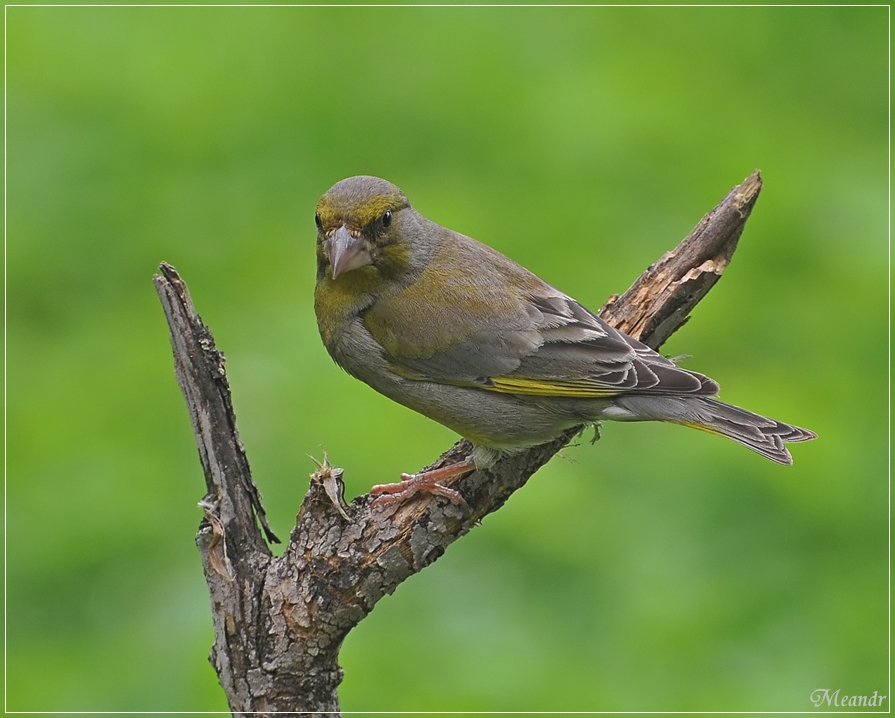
154, 171, 763, 716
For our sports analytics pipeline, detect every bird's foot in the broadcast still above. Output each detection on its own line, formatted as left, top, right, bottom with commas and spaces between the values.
371, 458, 476, 510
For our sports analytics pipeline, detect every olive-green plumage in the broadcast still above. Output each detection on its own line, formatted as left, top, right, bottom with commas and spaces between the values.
313, 175, 816, 473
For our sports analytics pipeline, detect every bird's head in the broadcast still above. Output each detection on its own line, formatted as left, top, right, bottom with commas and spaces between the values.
315, 176, 415, 284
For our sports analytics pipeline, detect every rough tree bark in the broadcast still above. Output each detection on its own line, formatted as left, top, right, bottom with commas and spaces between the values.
154, 170, 763, 716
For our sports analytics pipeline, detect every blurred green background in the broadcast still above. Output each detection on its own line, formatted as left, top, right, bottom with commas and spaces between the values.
6, 5, 887, 713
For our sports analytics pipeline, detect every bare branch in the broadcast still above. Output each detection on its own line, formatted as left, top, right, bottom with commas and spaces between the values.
600, 169, 762, 346
154, 170, 762, 715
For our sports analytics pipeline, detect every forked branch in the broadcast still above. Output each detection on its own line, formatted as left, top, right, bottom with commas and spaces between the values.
154, 170, 762, 716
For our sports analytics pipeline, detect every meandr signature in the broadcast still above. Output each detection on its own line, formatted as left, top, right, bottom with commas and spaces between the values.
810, 689, 887, 708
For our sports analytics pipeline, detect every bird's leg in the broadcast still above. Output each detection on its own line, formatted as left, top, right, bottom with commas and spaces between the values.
370, 457, 476, 510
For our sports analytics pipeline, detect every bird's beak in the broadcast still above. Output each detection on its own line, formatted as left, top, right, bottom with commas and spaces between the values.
327, 225, 373, 280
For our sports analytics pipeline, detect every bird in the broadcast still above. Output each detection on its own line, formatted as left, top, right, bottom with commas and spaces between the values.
313, 175, 816, 507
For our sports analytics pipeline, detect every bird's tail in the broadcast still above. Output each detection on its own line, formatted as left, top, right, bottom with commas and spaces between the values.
612, 395, 817, 465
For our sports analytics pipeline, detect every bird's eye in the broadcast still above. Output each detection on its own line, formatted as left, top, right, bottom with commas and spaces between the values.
315, 213, 322, 230
382, 210, 392, 228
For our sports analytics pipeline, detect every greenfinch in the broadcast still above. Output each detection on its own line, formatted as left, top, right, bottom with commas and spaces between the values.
313, 176, 816, 506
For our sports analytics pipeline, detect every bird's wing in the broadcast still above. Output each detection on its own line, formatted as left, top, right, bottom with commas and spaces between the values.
484, 292, 720, 398
365, 250, 719, 399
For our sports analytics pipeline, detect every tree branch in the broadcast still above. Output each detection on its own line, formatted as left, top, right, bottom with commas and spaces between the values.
154, 170, 762, 716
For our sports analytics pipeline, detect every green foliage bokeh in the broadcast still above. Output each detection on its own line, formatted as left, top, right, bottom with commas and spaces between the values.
6, 5, 887, 712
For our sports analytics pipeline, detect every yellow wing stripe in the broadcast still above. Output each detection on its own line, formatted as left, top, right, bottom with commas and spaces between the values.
390, 363, 624, 398
486, 376, 622, 398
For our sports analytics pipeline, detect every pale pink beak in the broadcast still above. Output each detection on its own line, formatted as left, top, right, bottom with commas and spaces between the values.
327, 226, 373, 279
